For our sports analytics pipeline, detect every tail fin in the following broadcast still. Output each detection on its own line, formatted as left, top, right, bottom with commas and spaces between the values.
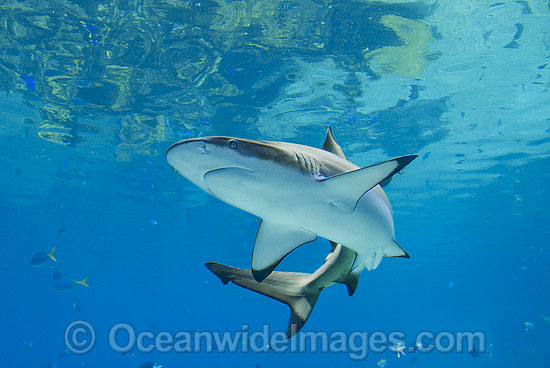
48, 247, 57, 262
205, 263, 320, 338
75, 277, 89, 288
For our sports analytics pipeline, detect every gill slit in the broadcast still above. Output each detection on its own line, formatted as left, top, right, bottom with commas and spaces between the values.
295, 153, 320, 177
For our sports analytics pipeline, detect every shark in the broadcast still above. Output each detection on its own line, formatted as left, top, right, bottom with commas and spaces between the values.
206, 242, 358, 338
167, 127, 416, 282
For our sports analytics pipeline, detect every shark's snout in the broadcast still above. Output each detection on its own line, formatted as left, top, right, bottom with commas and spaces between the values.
166, 139, 206, 175
167, 138, 206, 154
166, 137, 247, 193
167, 139, 206, 163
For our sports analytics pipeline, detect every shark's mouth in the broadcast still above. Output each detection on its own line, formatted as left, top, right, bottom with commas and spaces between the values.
203, 167, 256, 198
203, 166, 254, 179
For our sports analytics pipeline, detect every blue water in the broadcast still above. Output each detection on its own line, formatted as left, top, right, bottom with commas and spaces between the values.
1, 1, 550, 367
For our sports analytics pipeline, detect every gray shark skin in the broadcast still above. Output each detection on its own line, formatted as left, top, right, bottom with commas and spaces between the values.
206, 242, 359, 338
167, 128, 416, 282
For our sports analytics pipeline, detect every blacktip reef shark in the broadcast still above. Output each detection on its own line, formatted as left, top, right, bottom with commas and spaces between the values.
167, 127, 416, 282
206, 242, 358, 337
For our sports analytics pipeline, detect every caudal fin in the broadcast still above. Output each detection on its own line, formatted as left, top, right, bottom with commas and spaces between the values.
75, 277, 89, 288
205, 262, 320, 338
48, 247, 57, 262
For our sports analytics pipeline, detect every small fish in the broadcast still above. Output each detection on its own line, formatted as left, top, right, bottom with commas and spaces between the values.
57, 348, 69, 360
487, 343, 494, 359
540, 315, 550, 324
52, 269, 63, 280
84, 23, 98, 34
30, 247, 57, 266
139, 363, 163, 368
80, 21, 99, 45
19, 75, 36, 90
470, 346, 481, 358
377, 359, 388, 368
53, 277, 89, 291
73, 298, 81, 312
345, 115, 357, 125
524, 321, 534, 331
56, 228, 66, 237
389, 342, 406, 358
176, 128, 194, 139
367, 115, 380, 124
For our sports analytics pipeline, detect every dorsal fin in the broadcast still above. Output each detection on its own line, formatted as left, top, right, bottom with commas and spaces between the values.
321, 127, 347, 160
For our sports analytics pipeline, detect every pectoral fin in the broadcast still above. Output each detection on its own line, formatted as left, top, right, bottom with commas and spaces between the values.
321, 155, 417, 212
252, 221, 317, 282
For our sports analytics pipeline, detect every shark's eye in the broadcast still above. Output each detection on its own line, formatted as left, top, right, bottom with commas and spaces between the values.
228, 139, 239, 149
